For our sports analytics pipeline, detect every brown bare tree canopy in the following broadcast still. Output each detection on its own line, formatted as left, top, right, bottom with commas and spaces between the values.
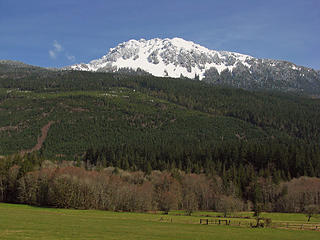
1, 155, 319, 214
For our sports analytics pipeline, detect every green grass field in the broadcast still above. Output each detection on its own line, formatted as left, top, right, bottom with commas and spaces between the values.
0, 203, 319, 240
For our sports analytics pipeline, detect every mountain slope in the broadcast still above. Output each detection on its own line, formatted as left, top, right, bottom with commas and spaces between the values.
67, 38, 320, 94
1, 67, 320, 179
1, 67, 320, 157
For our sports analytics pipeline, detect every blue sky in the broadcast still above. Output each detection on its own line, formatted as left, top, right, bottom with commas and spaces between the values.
1, 0, 319, 69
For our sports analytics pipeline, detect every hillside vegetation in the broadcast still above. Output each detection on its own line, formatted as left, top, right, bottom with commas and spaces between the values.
1, 65, 320, 175
0, 63, 320, 213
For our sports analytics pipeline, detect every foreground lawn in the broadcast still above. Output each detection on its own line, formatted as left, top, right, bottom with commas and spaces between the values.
0, 203, 319, 240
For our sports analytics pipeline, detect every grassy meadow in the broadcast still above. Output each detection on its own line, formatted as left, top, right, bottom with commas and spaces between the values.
0, 203, 319, 240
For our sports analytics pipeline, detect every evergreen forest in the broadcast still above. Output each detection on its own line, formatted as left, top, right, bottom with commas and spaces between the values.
0, 62, 320, 213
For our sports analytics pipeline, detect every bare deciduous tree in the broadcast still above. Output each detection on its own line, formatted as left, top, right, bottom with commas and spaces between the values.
304, 205, 319, 222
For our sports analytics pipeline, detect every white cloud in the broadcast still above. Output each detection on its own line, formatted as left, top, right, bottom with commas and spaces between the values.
66, 54, 75, 62
49, 40, 75, 62
49, 50, 56, 59
49, 40, 62, 59
53, 40, 62, 52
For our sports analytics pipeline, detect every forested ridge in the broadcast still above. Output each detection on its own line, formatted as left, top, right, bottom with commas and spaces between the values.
0, 63, 320, 213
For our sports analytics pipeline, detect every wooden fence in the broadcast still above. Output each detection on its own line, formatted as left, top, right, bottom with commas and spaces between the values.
199, 218, 320, 231
200, 219, 238, 226
271, 222, 320, 231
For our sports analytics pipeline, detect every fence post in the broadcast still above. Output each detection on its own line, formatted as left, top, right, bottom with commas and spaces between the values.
206, 219, 208, 225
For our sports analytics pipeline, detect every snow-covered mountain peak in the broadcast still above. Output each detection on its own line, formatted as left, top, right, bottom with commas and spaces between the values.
67, 38, 298, 80
64, 37, 320, 93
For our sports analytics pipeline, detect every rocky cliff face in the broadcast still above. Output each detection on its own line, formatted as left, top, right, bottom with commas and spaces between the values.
66, 38, 320, 94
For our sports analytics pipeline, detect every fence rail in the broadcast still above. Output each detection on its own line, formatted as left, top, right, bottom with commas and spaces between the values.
271, 222, 320, 230
199, 218, 320, 231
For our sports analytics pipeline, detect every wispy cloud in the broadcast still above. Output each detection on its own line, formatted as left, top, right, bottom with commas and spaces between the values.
49, 40, 75, 62
66, 53, 75, 62
49, 50, 56, 59
49, 40, 62, 59
53, 40, 62, 52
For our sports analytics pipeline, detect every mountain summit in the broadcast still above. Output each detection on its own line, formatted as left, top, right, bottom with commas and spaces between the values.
67, 38, 320, 94
67, 37, 252, 79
